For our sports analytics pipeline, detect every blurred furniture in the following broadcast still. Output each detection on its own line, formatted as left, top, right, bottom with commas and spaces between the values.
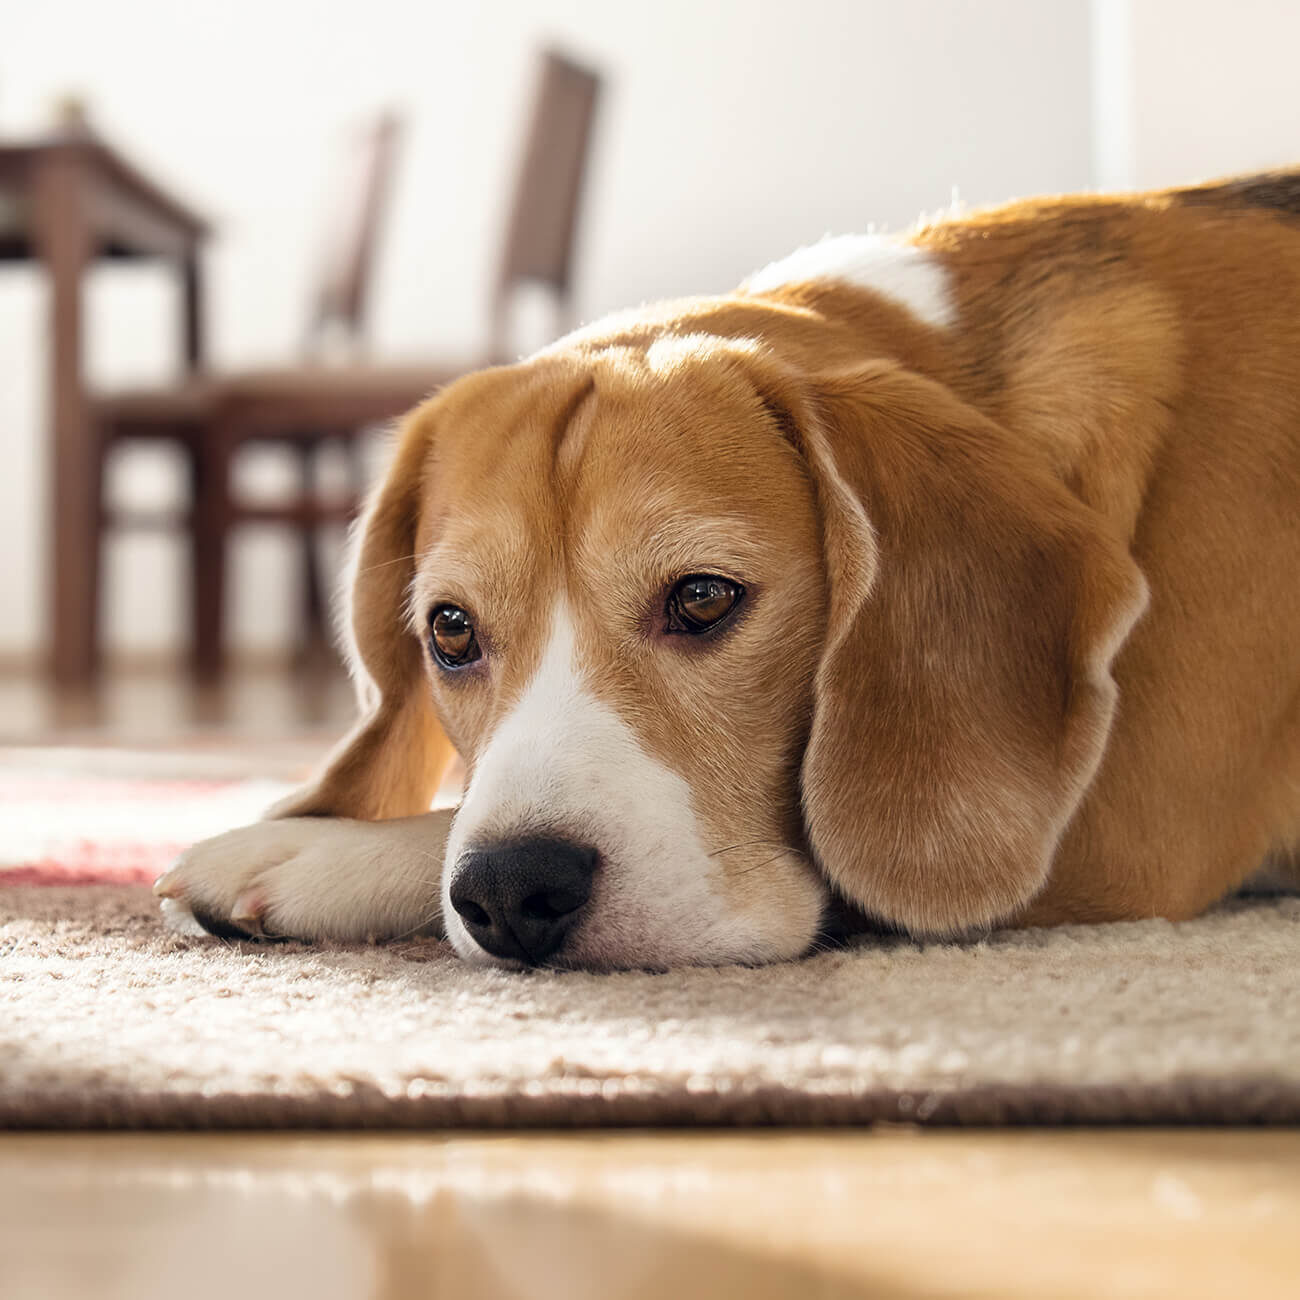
488, 48, 604, 359
94, 46, 603, 684
0, 125, 209, 688
97, 110, 416, 683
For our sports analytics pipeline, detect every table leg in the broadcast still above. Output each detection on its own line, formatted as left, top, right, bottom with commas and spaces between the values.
32, 150, 99, 689
190, 435, 230, 684
181, 243, 204, 371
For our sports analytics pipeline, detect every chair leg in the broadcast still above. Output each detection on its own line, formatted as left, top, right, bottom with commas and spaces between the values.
295, 439, 325, 661
85, 430, 108, 682
344, 431, 368, 502
190, 439, 231, 685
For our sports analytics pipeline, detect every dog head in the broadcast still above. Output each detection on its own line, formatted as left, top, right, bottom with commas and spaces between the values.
300, 306, 1145, 969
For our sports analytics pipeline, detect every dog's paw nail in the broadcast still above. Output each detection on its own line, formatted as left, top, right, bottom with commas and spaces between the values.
153, 869, 181, 899
231, 890, 267, 934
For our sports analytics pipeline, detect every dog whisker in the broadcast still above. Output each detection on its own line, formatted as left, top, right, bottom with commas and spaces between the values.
708, 839, 808, 861
356, 550, 422, 575
387, 908, 445, 942
728, 851, 797, 878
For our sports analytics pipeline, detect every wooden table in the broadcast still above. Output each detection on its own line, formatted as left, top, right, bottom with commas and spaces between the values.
0, 130, 209, 688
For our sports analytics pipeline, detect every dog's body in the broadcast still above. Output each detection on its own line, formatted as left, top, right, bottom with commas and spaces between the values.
159, 173, 1300, 968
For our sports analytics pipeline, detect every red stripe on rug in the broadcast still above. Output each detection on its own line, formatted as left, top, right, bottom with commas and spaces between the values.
0, 779, 233, 803
2, 844, 186, 886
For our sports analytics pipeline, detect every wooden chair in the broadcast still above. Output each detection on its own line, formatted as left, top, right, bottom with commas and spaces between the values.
91, 47, 602, 683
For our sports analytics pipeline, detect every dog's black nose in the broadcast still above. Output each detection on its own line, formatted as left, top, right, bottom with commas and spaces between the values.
449, 837, 598, 965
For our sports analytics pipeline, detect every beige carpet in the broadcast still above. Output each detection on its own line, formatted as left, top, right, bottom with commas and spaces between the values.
3, 883, 1297, 1127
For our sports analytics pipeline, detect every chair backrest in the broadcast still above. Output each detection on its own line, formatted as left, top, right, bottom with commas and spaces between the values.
490, 49, 603, 360
303, 111, 403, 359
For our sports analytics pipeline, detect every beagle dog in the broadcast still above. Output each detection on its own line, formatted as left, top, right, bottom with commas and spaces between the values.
156, 171, 1300, 970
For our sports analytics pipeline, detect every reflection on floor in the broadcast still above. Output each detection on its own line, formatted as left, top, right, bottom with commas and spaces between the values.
3, 1131, 1299, 1300
0, 662, 357, 747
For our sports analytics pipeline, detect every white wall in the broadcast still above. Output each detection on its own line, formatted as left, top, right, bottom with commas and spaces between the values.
1127, 0, 1300, 186
1093, 0, 1300, 190
3, 0, 1098, 659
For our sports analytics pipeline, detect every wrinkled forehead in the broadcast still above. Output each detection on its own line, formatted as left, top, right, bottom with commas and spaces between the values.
413, 351, 811, 609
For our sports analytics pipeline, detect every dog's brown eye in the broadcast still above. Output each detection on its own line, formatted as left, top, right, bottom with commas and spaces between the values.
429, 605, 481, 669
667, 574, 744, 634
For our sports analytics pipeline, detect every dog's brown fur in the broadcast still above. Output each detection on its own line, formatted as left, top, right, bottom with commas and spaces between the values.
282, 172, 1300, 938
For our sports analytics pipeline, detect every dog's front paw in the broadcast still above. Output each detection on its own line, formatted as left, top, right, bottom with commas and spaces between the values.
155, 819, 338, 941
154, 816, 446, 944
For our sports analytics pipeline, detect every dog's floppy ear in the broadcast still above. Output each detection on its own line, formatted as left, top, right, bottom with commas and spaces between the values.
270, 403, 456, 820
762, 358, 1148, 935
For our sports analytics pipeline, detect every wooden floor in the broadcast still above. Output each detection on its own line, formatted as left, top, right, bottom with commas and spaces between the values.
4, 670, 1298, 1298
2, 1130, 1298, 1299
0, 660, 357, 743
